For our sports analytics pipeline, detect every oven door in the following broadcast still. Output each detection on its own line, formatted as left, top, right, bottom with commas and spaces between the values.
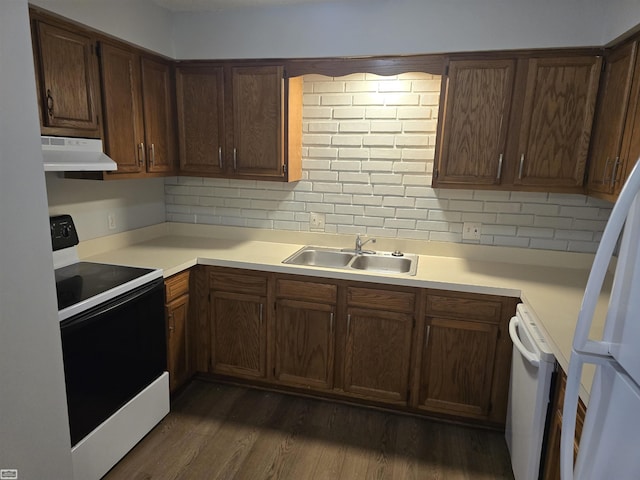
60, 277, 166, 446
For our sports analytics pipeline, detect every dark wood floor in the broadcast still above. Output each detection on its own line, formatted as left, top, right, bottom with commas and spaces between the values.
104, 381, 515, 480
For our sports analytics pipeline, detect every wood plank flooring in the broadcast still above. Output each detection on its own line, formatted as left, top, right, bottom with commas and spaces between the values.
104, 381, 515, 480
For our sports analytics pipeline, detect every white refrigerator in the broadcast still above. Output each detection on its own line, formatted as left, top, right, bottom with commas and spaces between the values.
561, 160, 640, 479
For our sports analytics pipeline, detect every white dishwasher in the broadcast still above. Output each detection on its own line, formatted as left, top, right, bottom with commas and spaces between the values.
505, 303, 555, 480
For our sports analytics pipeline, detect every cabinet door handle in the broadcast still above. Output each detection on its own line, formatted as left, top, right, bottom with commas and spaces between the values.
424, 324, 431, 348
259, 303, 264, 326
518, 153, 525, 179
218, 146, 223, 169
496, 153, 503, 180
150, 143, 156, 166
233, 148, 238, 171
347, 314, 351, 336
138, 143, 146, 167
330, 312, 334, 332
46, 89, 54, 117
168, 312, 174, 332
610, 157, 621, 188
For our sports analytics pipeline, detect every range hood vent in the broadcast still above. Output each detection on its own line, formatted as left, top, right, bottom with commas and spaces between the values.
42, 136, 117, 172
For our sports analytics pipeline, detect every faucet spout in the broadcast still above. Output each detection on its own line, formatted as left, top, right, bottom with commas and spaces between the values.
355, 235, 376, 254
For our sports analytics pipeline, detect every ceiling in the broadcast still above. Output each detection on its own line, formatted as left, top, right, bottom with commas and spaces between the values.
151, 0, 362, 11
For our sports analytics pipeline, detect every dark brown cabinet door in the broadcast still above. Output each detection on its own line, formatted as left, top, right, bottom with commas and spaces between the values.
141, 57, 176, 174
434, 59, 515, 186
587, 42, 638, 197
232, 66, 283, 178
343, 307, 413, 404
210, 291, 266, 379
274, 299, 335, 390
99, 42, 144, 174
176, 66, 225, 175
516, 56, 601, 190
167, 293, 190, 393
33, 21, 101, 137
418, 317, 498, 418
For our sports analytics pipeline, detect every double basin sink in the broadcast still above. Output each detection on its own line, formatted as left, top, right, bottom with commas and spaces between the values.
282, 246, 418, 276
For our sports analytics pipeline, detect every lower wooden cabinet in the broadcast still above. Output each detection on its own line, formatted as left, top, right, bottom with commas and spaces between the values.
273, 278, 337, 390
208, 269, 268, 379
343, 286, 416, 405
413, 290, 517, 425
195, 266, 517, 427
542, 369, 586, 480
417, 317, 498, 417
165, 270, 193, 393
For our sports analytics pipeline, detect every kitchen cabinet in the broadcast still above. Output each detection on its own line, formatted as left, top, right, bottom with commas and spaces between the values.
208, 268, 268, 379
587, 41, 639, 200
100, 40, 176, 178
175, 63, 303, 181
541, 369, 586, 480
434, 55, 601, 192
413, 290, 517, 426
165, 270, 193, 393
30, 13, 102, 138
343, 286, 416, 405
273, 277, 337, 390
434, 59, 516, 187
196, 266, 516, 427
175, 65, 225, 176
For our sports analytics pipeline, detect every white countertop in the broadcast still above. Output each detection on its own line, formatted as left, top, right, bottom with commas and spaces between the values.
80, 222, 611, 404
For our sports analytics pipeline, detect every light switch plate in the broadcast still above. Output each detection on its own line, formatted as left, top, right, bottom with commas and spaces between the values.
462, 222, 481, 240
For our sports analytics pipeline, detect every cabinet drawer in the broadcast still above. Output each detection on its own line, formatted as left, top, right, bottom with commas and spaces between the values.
347, 286, 415, 313
209, 270, 267, 296
276, 278, 337, 304
425, 292, 503, 323
165, 270, 190, 303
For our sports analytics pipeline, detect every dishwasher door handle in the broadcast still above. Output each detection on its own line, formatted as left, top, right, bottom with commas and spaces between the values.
509, 316, 540, 367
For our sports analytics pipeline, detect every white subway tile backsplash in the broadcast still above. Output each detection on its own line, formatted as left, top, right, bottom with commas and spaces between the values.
342, 183, 373, 194
165, 73, 610, 254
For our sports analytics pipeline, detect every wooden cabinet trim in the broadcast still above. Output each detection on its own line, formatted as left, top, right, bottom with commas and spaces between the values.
165, 270, 190, 302
275, 278, 337, 304
347, 286, 416, 313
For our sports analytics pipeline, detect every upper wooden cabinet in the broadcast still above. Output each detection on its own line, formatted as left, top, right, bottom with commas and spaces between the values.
434, 55, 602, 192
587, 41, 639, 200
176, 63, 303, 182
30, 16, 102, 138
99, 41, 176, 178
175, 66, 225, 176
435, 59, 516, 187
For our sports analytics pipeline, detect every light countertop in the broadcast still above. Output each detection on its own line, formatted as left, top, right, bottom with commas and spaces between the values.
80, 222, 611, 404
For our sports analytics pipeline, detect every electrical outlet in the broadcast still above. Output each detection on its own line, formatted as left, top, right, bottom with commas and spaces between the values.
462, 222, 481, 241
309, 212, 326, 232
108, 213, 116, 230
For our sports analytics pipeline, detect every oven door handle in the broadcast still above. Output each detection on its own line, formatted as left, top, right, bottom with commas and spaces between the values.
61, 278, 163, 331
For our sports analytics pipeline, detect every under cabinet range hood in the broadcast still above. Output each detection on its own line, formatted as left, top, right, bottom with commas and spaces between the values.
41, 136, 117, 172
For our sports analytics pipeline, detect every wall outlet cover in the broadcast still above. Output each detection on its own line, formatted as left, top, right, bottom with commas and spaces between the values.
309, 212, 326, 231
462, 222, 481, 241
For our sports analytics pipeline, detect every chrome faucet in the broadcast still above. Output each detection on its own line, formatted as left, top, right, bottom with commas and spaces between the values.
355, 234, 376, 254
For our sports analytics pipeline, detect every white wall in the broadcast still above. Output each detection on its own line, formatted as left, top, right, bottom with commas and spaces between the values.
46, 174, 166, 240
29, 0, 175, 57
0, 1, 74, 478
172, 0, 608, 59
602, 0, 640, 45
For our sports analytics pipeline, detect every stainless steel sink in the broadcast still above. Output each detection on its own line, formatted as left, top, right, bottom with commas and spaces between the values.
282, 247, 354, 267
282, 246, 418, 276
350, 254, 415, 274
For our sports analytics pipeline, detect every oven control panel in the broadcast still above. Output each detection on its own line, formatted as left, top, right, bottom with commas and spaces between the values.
50, 214, 79, 251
